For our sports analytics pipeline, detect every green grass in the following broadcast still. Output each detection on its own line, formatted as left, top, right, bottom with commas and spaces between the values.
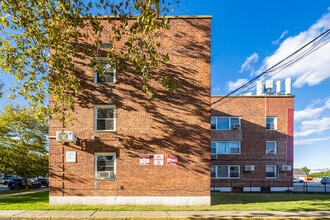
0, 191, 329, 211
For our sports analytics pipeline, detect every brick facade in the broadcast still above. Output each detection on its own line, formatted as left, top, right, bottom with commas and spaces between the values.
211, 95, 294, 192
49, 17, 211, 205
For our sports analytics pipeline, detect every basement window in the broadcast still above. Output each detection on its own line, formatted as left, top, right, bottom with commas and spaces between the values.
95, 153, 116, 179
94, 106, 116, 131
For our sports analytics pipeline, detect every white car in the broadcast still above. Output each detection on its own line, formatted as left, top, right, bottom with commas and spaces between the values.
0, 179, 11, 185
293, 177, 304, 183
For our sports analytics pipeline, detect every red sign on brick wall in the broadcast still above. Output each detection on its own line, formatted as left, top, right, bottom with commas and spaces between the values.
167, 154, 178, 165
140, 154, 150, 165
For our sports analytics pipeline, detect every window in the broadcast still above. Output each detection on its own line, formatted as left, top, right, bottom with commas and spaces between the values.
95, 153, 116, 179
211, 141, 241, 154
211, 142, 217, 159
94, 106, 116, 131
266, 117, 277, 130
94, 59, 116, 83
211, 117, 241, 130
211, 165, 240, 179
266, 165, 276, 178
266, 141, 277, 154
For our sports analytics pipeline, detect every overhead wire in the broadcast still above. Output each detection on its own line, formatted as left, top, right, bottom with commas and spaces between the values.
212, 28, 330, 106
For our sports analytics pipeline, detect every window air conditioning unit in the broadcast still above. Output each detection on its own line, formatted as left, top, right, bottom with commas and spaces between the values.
56, 131, 77, 143
244, 165, 255, 171
266, 150, 275, 155
280, 165, 292, 172
231, 124, 240, 130
98, 171, 114, 179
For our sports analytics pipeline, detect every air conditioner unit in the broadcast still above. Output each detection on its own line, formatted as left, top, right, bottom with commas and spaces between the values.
98, 171, 114, 179
56, 131, 77, 143
231, 124, 240, 130
280, 165, 292, 172
244, 165, 255, 171
266, 150, 275, 155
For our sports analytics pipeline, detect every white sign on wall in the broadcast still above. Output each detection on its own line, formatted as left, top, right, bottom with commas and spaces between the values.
154, 154, 164, 165
140, 154, 150, 165
66, 151, 76, 163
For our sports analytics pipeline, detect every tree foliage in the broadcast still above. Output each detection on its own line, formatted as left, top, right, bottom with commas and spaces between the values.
308, 170, 330, 178
0, 104, 48, 190
301, 166, 310, 175
0, 0, 176, 124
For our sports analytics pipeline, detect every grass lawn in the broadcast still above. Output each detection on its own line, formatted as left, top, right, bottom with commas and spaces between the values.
0, 191, 329, 211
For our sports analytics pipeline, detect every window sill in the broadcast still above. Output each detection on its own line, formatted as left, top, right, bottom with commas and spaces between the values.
95, 178, 116, 181
211, 177, 240, 179
266, 129, 277, 131
94, 130, 116, 133
266, 177, 277, 179
94, 82, 116, 84
211, 129, 242, 131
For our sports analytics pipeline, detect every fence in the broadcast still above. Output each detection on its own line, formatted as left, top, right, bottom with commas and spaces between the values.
293, 182, 330, 193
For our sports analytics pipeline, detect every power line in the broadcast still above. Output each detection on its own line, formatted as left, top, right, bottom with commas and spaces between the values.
212, 28, 330, 106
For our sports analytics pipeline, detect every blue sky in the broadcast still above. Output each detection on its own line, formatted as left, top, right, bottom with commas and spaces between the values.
171, 1, 330, 170
1, 1, 329, 170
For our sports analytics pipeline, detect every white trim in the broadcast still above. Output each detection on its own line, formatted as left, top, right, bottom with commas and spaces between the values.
49, 196, 210, 206
94, 57, 116, 84
266, 165, 277, 179
243, 187, 261, 192
266, 141, 277, 155
271, 187, 293, 192
94, 105, 116, 132
95, 153, 116, 180
211, 187, 232, 192
211, 165, 240, 179
211, 117, 241, 130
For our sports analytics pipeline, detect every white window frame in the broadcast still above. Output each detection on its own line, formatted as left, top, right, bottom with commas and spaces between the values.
95, 153, 116, 180
266, 165, 277, 179
211, 117, 241, 130
211, 141, 241, 155
94, 58, 116, 84
266, 117, 277, 130
211, 165, 240, 179
266, 141, 277, 155
94, 105, 116, 132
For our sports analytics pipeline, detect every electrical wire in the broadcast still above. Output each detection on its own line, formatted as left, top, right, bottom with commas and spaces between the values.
212, 28, 330, 106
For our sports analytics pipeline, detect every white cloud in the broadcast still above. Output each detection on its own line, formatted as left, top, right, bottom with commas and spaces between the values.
258, 11, 330, 87
295, 97, 330, 122
239, 53, 259, 73
272, 30, 289, 44
295, 137, 330, 146
226, 78, 249, 91
295, 117, 330, 137
211, 86, 221, 94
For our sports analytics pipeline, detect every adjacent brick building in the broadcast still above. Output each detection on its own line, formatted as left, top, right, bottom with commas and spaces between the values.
211, 95, 294, 192
48, 16, 211, 206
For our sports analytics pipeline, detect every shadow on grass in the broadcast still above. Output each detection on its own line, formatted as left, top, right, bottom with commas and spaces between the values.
211, 192, 330, 205
0, 191, 49, 205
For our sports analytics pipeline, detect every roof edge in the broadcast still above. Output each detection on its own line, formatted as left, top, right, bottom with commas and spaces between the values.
93, 15, 212, 19
211, 95, 295, 98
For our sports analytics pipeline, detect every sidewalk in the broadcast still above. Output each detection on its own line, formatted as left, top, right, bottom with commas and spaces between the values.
0, 210, 329, 219
0, 188, 49, 199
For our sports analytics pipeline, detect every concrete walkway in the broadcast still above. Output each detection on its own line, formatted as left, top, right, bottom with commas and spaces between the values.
0, 210, 329, 219
0, 188, 49, 199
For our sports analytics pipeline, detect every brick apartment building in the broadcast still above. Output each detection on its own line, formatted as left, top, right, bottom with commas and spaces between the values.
211, 95, 294, 192
48, 16, 211, 206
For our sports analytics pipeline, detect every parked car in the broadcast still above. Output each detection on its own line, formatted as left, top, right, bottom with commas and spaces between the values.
8, 178, 41, 190
320, 177, 330, 185
293, 178, 304, 183
36, 178, 49, 187
0, 179, 11, 185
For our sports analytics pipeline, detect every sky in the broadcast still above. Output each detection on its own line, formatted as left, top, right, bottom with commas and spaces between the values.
1, 1, 329, 170
170, 1, 330, 170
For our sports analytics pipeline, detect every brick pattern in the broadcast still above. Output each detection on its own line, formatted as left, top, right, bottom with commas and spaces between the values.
49, 18, 211, 197
211, 96, 294, 188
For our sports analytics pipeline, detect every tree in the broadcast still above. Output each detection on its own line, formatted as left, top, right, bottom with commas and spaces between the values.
0, 104, 48, 190
0, 0, 177, 125
301, 166, 310, 175
0, 81, 3, 98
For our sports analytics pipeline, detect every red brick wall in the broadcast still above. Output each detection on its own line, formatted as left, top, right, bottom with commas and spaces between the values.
211, 96, 294, 188
49, 17, 211, 197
